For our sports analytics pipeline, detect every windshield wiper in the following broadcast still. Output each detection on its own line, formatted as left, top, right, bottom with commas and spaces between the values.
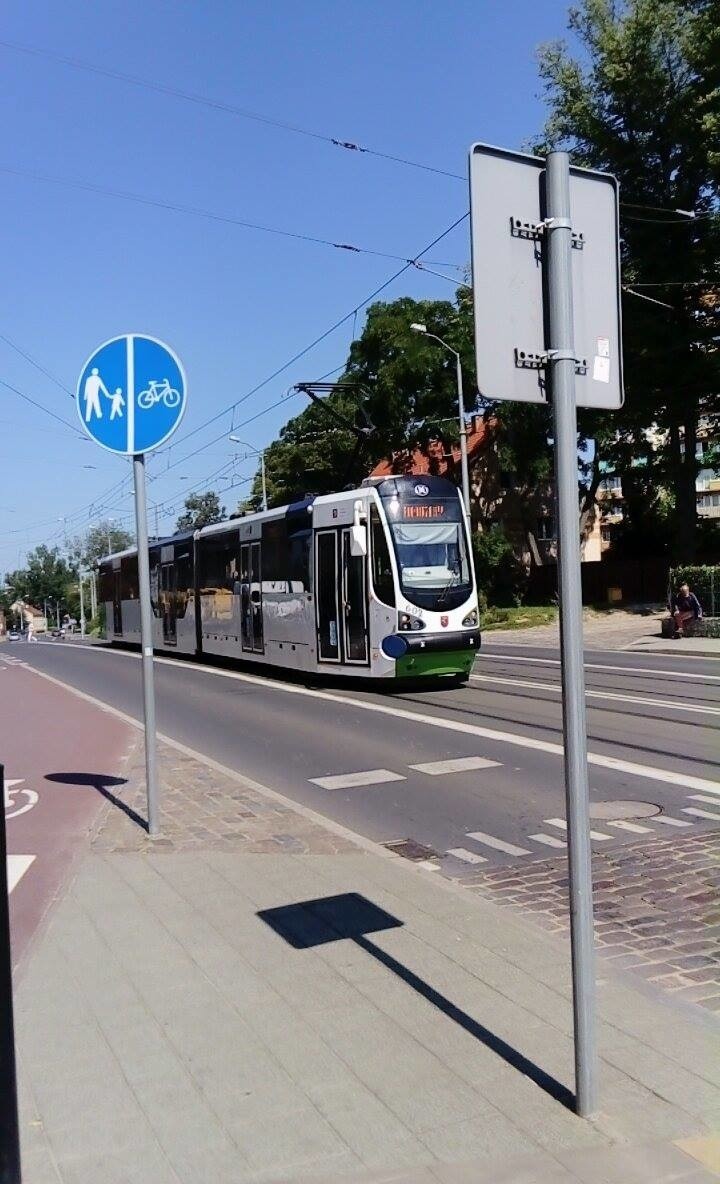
436, 568, 462, 605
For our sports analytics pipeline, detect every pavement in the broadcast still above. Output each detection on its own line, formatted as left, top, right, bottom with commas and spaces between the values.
5, 659, 720, 1182
483, 610, 720, 656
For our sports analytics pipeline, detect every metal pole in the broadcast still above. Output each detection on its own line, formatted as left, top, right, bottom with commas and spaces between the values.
90, 571, 97, 620
0, 765, 22, 1184
546, 150, 597, 1117
154, 505, 160, 539
455, 352, 471, 516
133, 453, 160, 837
79, 575, 86, 639
260, 451, 268, 512
56, 602, 60, 630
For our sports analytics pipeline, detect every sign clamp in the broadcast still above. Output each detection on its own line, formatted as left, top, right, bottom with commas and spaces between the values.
510, 215, 585, 249
514, 347, 588, 375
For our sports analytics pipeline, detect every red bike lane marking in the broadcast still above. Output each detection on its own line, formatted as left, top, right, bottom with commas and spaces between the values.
2, 663, 137, 966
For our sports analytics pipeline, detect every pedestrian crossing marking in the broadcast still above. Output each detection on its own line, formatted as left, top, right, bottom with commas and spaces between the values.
446, 847, 488, 864
529, 833, 566, 849
606, 819, 653, 834
682, 806, 720, 822
544, 818, 612, 841
6, 855, 35, 893
688, 794, 720, 807
310, 769, 406, 790
465, 831, 530, 857
409, 756, 501, 776
654, 816, 692, 827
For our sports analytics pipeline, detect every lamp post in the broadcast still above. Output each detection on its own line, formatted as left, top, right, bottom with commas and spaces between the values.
229, 437, 267, 511
410, 323, 471, 516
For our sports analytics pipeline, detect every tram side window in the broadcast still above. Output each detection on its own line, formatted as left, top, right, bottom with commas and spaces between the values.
288, 532, 310, 593
370, 507, 395, 607
121, 555, 139, 600
99, 566, 113, 604
199, 534, 235, 591
262, 519, 286, 589
176, 550, 193, 617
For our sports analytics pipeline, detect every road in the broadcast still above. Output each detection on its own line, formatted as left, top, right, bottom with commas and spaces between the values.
5, 637, 719, 883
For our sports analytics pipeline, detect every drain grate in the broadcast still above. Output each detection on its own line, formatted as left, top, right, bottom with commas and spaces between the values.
589, 800, 660, 821
383, 838, 439, 862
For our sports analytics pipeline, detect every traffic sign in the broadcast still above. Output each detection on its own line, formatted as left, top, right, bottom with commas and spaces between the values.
76, 334, 186, 455
469, 143, 623, 408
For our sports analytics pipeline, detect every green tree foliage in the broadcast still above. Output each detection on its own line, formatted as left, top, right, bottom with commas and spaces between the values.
472, 526, 528, 607
69, 521, 133, 569
537, 0, 720, 560
2, 545, 77, 612
176, 491, 226, 531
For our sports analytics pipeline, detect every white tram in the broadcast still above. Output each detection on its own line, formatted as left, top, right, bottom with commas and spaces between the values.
98, 475, 481, 681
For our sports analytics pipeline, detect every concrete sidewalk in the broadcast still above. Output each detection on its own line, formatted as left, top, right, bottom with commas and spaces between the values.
13, 726, 720, 1183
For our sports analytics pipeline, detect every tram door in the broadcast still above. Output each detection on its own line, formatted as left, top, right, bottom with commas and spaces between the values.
112, 566, 123, 635
315, 528, 369, 665
240, 542, 264, 654
161, 563, 177, 645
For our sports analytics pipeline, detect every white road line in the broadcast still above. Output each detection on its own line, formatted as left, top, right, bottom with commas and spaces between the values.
466, 831, 530, 857
24, 643, 720, 797
688, 794, 720, 807
6, 854, 35, 893
682, 806, 720, 822
605, 819, 653, 834
417, 860, 440, 872
446, 847, 488, 864
309, 769, 406, 790
654, 816, 692, 828
478, 652, 720, 682
408, 756, 501, 776
543, 817, 612, 841
470, 672, 720, 717
529, 833, 566, 849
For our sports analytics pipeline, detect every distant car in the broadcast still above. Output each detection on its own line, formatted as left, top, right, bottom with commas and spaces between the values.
51, 627, 65, 638
7, 629, 20, 641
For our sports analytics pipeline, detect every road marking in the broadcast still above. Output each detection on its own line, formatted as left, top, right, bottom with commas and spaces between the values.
654, 816, 692, 828
6, 854, 35, 892
4, 779, 39, 820
688, 794, 720, 807
446, 847, 488, 864
470, 672, 720, 717
417, 860, 440, 872
408, 756, 501, 776
543, 817, 612, 841
478, 652, 720, 683
309, 769, 406, 790
529, 833, 566, 849
682, 806, 720, 822
23, 644, 720, 797
605, 819, 653, 834
466, 831, 530, 857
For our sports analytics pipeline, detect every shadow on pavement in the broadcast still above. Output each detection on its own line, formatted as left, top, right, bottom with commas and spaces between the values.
44, 772, 148, 833
257, 891, 574, 1111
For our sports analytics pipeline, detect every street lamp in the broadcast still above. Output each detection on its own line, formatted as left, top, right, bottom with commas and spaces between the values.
229, 436, 267, 511
410, 323, 471, 516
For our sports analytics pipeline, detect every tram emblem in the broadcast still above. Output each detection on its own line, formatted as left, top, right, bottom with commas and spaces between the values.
441, 615, 449, 627
414, 483, 429, 496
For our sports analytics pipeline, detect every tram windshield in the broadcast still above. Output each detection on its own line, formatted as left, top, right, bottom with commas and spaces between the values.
385, 498, 472, 611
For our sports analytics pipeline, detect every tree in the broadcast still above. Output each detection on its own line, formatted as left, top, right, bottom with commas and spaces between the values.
537, 0, 720, 560
2, 545, 77, 613
69, 521, 133, 569
176, 491, 226, 531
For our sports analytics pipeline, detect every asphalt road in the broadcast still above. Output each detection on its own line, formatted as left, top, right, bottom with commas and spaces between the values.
6, 638, 720, 879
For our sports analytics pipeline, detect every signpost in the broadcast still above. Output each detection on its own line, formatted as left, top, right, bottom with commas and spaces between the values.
470, 144, 623, 1117
0, 766, 21, 1184
76, 334, 186, 836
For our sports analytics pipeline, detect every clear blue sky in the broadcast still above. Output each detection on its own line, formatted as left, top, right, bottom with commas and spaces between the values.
1, 0, 573, 571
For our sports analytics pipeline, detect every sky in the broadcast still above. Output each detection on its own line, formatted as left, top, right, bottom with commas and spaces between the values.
1, 0, 574, 571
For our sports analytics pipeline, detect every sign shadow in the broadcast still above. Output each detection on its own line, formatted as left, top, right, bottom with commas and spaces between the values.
44, 772, 148, 833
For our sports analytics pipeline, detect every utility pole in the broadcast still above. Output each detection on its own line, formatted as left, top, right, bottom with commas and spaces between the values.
90, 571, 97, 620
409, 324, 471, 516
79, 574, 86, 639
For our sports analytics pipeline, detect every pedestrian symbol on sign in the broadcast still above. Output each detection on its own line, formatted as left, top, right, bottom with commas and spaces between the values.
76, 335, 186, 456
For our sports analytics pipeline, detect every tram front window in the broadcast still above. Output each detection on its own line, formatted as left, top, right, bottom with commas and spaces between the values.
388, 513, 472, 611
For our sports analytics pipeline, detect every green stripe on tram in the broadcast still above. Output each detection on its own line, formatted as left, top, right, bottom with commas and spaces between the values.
395, 650, 475, 679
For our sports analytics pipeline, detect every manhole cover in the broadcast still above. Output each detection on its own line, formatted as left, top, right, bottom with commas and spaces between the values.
589, 800, 660, 821
383, 838, 439, 862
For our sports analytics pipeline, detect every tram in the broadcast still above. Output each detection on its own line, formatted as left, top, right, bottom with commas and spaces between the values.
98, 474, 481, 681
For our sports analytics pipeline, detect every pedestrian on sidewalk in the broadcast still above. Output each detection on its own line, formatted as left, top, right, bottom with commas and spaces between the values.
669, 581, 703, 637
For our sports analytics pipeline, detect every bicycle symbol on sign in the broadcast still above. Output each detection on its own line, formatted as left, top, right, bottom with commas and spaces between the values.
4, 779, 39, 820
137, 378, 181, 410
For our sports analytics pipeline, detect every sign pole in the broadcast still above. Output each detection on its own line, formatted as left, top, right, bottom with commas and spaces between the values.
79, 575, 86, 640
132, 453, 160, 837
0, 765, 22, 1184
546, 150, 597, 1117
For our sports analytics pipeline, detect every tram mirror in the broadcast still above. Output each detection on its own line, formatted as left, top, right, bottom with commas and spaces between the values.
351, 500, 368, 558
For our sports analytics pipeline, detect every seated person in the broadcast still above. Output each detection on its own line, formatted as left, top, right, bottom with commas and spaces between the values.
669, 582, 703, 638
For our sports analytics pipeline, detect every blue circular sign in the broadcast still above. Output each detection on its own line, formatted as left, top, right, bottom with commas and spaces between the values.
76, 334, 186, 455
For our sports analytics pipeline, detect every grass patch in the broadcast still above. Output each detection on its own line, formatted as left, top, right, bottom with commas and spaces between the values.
480, 605, 557, 631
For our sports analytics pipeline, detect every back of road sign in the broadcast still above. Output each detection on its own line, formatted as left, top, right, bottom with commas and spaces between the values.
76, 334, 186, 455
469, 143, 623, 409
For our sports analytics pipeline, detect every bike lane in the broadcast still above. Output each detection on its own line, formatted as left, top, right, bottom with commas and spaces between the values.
1, 660, 137, 967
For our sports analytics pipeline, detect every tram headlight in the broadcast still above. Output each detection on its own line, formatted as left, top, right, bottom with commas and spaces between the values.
462, 609, 478, 627
398, 612, 425, 631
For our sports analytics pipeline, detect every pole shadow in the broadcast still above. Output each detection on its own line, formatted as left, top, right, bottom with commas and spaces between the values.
257, 891, 574, 1111
44, 772, 148, 833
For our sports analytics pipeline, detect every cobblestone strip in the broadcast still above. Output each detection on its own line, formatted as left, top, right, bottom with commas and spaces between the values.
92, 737, 357, 855
461, 828, 720, 1012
